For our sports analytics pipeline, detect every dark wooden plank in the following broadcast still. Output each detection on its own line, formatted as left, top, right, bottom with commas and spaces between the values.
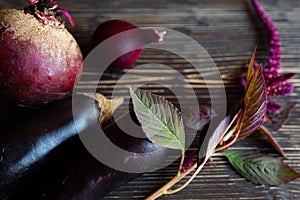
1, 0, 300, 199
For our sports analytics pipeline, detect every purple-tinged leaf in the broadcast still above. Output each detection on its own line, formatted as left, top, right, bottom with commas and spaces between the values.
198, 108, 240, 160
183, 105, 217, 131
205, 116, 231, 157
199, 114, 234, 159
237, 65, 267, 140
129, 86, 185, 150
246, 47, 257, 87
258, 126, 286, 158
264, 102, 297, 132
240, 48, 257, 90
224, 150, 300, 185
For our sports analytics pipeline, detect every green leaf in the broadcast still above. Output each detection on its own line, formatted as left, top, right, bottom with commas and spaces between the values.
265, 102, 297, 132
224, 150, 300, 185
129, 86, 185, 150
237, 65, 267, 140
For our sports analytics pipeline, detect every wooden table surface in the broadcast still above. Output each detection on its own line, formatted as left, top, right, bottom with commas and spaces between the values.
2, 0, 300, 199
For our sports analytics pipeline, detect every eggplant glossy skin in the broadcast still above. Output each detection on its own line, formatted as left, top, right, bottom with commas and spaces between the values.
0, 97, 14, 128
2, 118, 164, 200
0, 95, 99, 200
41, 115, 166, 200
0, 95, 169, 200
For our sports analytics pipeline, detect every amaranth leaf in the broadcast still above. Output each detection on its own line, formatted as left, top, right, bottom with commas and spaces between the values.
224, 150, 300, 185
265, 102, 297, 132
237, 65, 267, 140
184, 105, 217, 131
246, 47, 257, 86
199, 112, 238, 159
204, 115, 231, 158
258, 125, 286, 158
129, 86, 185, 150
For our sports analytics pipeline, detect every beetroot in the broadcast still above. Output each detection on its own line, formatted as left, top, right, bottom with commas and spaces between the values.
91, 19, 165, 71
0, 0, 83, 106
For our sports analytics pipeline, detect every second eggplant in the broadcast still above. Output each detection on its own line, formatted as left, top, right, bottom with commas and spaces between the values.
0, 94, 171, 200
0, 94, 109, 199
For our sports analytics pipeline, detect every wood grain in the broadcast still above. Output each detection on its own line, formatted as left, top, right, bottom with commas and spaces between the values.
1, 0, 300, 199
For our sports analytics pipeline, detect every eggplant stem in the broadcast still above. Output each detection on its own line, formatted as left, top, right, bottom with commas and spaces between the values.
78, 92, 124, 125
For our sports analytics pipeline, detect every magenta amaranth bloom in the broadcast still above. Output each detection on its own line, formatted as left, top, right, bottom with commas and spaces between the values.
252, 0, 281, 73
181, 151, 196, 173
251, 0, 295, 113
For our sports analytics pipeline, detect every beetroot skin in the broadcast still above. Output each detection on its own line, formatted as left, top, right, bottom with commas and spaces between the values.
0, 6, 82, 105
91, 19, 165, 71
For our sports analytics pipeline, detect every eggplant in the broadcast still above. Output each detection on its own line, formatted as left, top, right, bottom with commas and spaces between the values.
41, 115, 169, 200
0, 95, 100, 200
0, 97, 14, 128
0, 94, 170, 200
0, 97, 34, 130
